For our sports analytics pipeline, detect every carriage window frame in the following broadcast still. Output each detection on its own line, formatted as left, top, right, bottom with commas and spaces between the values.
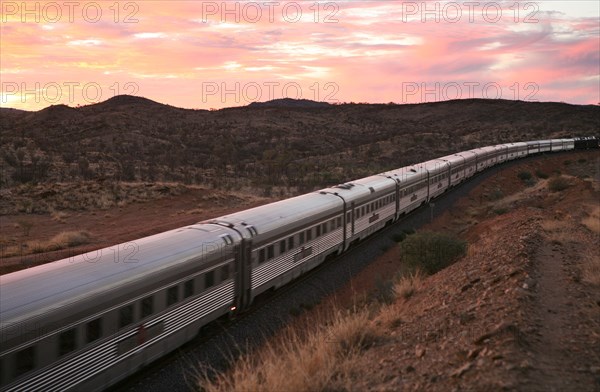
204, 271, 215, 290
119, 304, 134, 328
141, 296, 153, 319
267, 245, 274, 259
14, 346, 35, 378
221, 265, 230, 281
280, 240, 286, 254
167, 285, 179, 305
86, 318, 103, 344
58, 328, 77, 357
184, 279, 195, 298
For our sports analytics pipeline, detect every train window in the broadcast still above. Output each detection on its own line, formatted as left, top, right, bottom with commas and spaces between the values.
259, 248, 266, 264
322, 223, 328, 234
307, 228, 312, 241
184, 279, 195, 298
288, 237, 294, 250
316, 225, 321, 237
86, 318, 103, 343
280, 240, 286, 253
267, 245, 274, 259
337, 217, 342, 227
119, 305, 134, 328
14, 346, 35, 378
167, 285, 179, 305
58, 328, 77, 356
204, 271, 215, 289
221, 265, 230, 281
346, 212, 351, 222
330, 220, 336, 231
141, 296, 153, 319
299, 231, 305, 245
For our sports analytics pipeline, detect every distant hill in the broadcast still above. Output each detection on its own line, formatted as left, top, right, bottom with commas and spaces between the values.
1, 96, 598, 193
248, 98, 331, 108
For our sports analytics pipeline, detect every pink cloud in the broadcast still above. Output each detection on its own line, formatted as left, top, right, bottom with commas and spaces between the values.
1, 1, 598, 110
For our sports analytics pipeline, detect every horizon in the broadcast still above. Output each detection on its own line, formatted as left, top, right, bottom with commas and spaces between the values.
1, 1, 599, 111
2, 94, 599, 113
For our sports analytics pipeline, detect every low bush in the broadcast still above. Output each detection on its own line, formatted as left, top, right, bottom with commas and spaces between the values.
399, 231, 467, 274
493, 207, 509, 215
548, 176, 570, 192
517, 171, 532, 181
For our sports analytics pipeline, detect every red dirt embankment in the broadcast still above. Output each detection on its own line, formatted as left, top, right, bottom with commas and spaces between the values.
354, 151, 600, 391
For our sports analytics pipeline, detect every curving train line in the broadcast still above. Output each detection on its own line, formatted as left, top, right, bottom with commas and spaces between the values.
1, 136, 598, 391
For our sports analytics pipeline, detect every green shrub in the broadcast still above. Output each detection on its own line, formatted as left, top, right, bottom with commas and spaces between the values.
518, 171, 532, 181
391, 232, 407, 242
548, 176, 570, 192
493, 207, 509, 215
535, 169, 549, 179
399, 231, 467, 275
490, 188, 504, 200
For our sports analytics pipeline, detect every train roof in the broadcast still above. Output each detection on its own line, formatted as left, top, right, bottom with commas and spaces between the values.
317, 174, 397, 205
437, 153, 467, 165
0, 224, 233, 333
411, 159, 450, 174
206, 192, 343, 240
380, 165, 428, 184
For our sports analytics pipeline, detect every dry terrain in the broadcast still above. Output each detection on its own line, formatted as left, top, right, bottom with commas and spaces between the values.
198, 150, 600, 391
2, 96, 599, 200
0, 185, 272, 274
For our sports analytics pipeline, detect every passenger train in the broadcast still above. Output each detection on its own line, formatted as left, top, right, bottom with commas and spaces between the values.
1, 136, 598, 391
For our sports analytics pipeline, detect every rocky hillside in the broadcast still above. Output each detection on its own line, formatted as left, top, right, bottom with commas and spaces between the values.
1, 97, 598, 194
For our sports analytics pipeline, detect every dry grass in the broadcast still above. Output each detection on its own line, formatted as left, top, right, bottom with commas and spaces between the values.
582, 251, 600, 286
51, 210, 69, 223
540, 219, 575, 245
2, 230, 93, 257
197, 308, 376, 392
581, 205, 600, 234
541, 219, 569, 232
393, 270, 424, 300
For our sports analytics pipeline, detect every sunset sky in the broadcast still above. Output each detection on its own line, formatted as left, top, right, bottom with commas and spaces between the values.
1, 1, 599, 110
